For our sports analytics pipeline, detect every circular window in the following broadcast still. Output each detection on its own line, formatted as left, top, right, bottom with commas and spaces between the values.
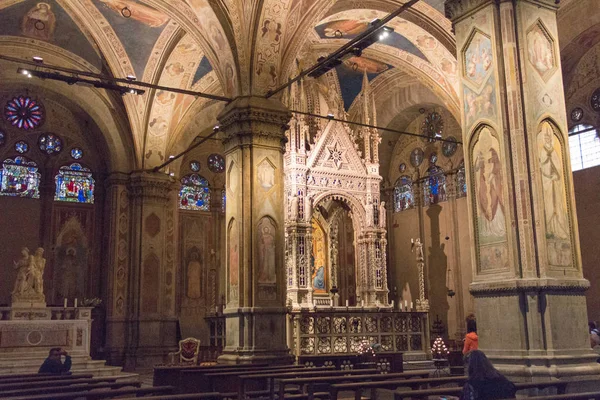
207, 154, 225, 173
591, 88, 600, 111
429, 152, 438, 165
38, 134, 62, 155
4, 96, 44, 130
190, 160, 201, 172
421, 111, 444, 142
571, 107, 584, 122
15, 141, 28, 154
399, 163, 406, 172
410, 148, 424, 167
442, 136, 458, 157
71, 148, 83, 160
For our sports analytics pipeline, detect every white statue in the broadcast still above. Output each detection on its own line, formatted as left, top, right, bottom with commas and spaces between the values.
306, 196, 313, 220
411, 238, 424, 262
12, 247, 46, 306
290, 194, 298, 219
379, 201, 387, 228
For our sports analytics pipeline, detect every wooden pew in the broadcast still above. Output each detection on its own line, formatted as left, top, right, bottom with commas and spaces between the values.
182, 364, 313, 394
500, 392, 600, 400
329, 376, 468, 400
0, 376, 118, 392
280, 371, 431, 400
5, 385, 176, 400
238, 366, 372, 399
153, 363, 269, 386
0, 373, 93, 384
392, 378, 600, 400
119, 394, 225, 400
0, 380, 141, 397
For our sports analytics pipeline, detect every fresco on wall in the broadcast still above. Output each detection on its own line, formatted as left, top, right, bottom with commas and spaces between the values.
0, 0, 101, 68
464, 78, 496, 128
538, 121, 572, 267
311, 219, 327, 294
228, 221, 239, 291
257, 217, 276, 284
54, 216, 88, 300
527, 23, 555, 78
472, 127, 508, 271
186, 246, 202, 299
96, 0, 169, 79
464, 31, 493, 86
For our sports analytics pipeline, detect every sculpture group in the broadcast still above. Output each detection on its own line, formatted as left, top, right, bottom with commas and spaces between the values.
12, 247, 46, 306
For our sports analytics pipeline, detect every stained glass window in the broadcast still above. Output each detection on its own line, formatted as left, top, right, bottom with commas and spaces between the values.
5, 96, 44, 130
421, 111, 444, 142
424, 165, 447, 206
0, 157, 40, 198
15, 141, 28, 154
39, 134, 62, 155
190, 160, 201, 172
442, 136, 458, 157
179, 174, 210, 211
207, 154, 225, 173
54, 163, 95, 204
457, 161, 467, 198
393, 176, 414, 212
71, 148, 83, 160
0, 131, 5, 146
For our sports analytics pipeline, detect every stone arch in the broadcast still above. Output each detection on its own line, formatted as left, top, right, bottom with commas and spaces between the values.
310, 191, 366, 234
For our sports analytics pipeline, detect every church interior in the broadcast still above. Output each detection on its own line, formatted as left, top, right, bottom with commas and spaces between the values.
2, 0, 600, 396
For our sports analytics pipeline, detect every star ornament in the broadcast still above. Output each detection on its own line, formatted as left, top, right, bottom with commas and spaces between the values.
327, 142, 346, 169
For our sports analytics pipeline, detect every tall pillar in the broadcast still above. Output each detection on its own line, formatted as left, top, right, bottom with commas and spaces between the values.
445, 0, 600, 377
218, 96, 293, 364
124, 172, 178, 368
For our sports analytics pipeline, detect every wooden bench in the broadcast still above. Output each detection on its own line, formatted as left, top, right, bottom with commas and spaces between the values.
393, 378, 600, 400
186, 365, 317, 394
0, 373, 93, 384
119, 394, 226, 400
500, 392, 600, 400
5, 385, 176, 400
278, 370, 431, 400
329, 376, 468, 400
0, 376, 118, 392
0, 380, 141, 397
238, 366, 370, 399
154, 363, 269, 386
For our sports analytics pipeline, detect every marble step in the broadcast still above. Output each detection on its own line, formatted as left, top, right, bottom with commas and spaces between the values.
0, 356, 137, 380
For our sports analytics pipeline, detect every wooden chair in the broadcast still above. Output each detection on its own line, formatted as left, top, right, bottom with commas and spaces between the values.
170, 337, 202, 365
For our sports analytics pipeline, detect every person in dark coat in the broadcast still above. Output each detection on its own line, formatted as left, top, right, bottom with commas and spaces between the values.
460, 350, 516, 400
38, 348, 72, 374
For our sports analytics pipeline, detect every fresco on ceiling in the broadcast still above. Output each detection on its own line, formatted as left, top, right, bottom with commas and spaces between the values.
0, 0, 101, 68
422, 0, 445, 13
335, 56, 392, 110
315, 20, 427, 62
191, 56, 213, 87
96, 0, 169, 79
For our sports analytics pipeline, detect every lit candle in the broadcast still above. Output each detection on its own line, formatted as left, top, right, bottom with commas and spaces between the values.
345, 300, 349, 307
391, 300, 394, 309
361, 300, 364, 307
404, 300, 408, 310
74, 298, 78, 308
410, 301, 413, 310
63, 298, 67, 308
215, 306, 219, 314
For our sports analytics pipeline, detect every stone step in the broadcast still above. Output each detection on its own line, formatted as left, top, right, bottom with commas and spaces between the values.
0, 356, 137, 380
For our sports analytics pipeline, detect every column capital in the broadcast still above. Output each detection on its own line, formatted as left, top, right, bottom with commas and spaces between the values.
218, 96, 291, 152
128, 171, 176, 203
104, 172, 130, 188
444, 0, 559, 22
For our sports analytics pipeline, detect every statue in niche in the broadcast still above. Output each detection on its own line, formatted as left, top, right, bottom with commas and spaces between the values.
411, 238, 424, 262
186, 250, 202, 299
58, 248, 78, 299
258, 218, 276, 284
379, 201, 387, 228
290, 195, 298, 219
12, 247, 46, 305
54, 217, 88, 300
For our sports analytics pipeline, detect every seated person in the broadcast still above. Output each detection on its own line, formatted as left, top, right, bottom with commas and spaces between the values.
461, 350, 516, 400
39, 347, 72, 374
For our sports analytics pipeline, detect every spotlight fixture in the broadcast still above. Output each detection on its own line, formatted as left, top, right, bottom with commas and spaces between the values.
169, 155, 175, 159
213, 125, 220, 132
32, 56, 43, 63
126, 74, 136, 81
327, 113, 335, 119
21, 69, 29, 75
434, 132, 442, 140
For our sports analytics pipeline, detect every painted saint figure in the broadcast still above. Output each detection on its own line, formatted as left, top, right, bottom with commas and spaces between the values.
187, 251, 202, 299
538, 123, 569, 240
258, 220, 276, 284
22, 2, 56, 41
99, 0, 169, 27
313, 266, 325, 290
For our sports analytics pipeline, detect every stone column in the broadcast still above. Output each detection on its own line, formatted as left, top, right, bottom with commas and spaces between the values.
124, 172, 178, 368
104, 173, 130, 365
445, 0, 600, 378
218, 96, 293, 364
